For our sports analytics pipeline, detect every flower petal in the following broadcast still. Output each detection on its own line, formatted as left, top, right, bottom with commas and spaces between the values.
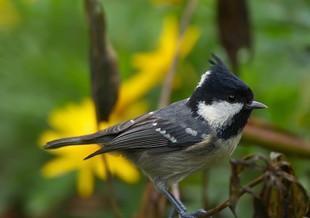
78, 165, 94, 198
41, 157, 78, 177
93, 157, 106, 179
48, 99, 97, 135
107, 155, 140, 183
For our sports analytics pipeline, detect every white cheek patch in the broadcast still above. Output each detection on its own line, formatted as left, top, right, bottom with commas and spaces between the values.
197, 71, 211, 88
197, 101, 243, 128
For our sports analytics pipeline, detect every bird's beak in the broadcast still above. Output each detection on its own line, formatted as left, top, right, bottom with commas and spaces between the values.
246, 100, 268, 109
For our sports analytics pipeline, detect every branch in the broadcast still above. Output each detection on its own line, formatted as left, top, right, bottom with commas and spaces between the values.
202, 170, 210, 210
243, 118, 310, 158
135, 183, 167, 218
159, 0, 198, 107
200, 175, 264, 217
137, 1, 198, 217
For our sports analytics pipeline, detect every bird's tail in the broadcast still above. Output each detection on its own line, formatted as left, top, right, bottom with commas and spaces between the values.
44, 132, 104, 150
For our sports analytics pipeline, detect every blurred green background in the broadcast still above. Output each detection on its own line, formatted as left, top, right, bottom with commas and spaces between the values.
0, 0, 309, 217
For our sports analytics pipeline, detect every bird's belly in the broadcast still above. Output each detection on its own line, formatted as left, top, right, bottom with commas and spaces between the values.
125, 134, 242, 185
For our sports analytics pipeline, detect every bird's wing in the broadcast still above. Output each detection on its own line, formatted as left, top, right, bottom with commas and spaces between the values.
45, 113, 152, 149
84, 116, 207, 159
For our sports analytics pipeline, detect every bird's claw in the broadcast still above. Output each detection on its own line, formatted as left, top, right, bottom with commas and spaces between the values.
180, 209, 209, 218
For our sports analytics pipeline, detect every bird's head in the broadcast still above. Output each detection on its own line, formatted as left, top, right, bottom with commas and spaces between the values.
187, 55, 267, 139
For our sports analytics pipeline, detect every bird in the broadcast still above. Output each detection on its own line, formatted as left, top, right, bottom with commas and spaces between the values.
44, 55, 267, 218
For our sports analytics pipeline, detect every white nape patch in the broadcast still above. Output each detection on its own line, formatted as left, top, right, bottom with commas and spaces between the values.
130, 119, 135, 124
185, 128, 197, 136
155, 127, 177, 143
197, 101, 243, 128
197, 71, 211, 87
149, 111, 154, 115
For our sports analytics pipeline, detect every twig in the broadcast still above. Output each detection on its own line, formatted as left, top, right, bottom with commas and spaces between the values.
135, 183, 167, 218
101, 154, 123, 218
200, 175, 264, 217
159, 0, 198, 107
202, 170, 209, 210
160, 0, 197, 209
243, 118, 310, 158
137, 1, 198, 217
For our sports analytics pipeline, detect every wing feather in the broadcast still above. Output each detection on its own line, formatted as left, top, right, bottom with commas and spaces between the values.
88, 116, 205, 158
45, 113, 152, 149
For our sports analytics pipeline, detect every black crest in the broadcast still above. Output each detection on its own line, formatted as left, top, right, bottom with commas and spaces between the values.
209, 54, 234, 77
187, 54, 253, 110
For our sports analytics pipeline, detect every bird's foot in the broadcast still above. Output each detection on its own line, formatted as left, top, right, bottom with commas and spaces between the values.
180, 209, 209, 218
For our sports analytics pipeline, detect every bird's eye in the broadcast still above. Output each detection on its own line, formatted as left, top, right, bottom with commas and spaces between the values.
228, 95, 236, 103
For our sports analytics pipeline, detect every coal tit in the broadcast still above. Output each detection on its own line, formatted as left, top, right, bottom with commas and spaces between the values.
45, 55, 267, 218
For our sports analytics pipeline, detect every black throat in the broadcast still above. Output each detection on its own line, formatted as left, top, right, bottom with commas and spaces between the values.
217, 109, 252, 140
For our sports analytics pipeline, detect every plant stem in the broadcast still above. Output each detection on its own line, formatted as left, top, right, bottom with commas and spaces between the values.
201, 175, 264, 217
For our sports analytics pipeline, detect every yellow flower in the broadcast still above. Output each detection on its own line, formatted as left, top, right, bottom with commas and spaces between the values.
40, 99, 145, 197
0, 0, 20, 30
117, 16, 199, 113
40, 16, 200, 197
